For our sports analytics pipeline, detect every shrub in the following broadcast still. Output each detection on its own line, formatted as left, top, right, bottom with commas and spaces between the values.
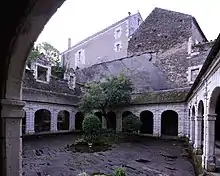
114, 167, 126, 176
82, 114, 102, 143
122, 114, 141, 134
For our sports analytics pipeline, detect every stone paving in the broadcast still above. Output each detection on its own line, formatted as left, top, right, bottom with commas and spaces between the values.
22, 134, 195, 176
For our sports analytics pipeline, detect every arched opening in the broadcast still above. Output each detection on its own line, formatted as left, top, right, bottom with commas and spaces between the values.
22, 110, 26, 134
140, 110, 153, 134
198, 100, 205, 148
122, 111, 133, 120
94, 111, 102, 123
161, 110, 178, 136
107, 111, 116, 130
34, 109, 51, 133
57, 110, 70, 131
75, 112, 84, 130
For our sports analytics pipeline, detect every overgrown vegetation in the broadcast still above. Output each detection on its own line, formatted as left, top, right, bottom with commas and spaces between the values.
79, 73, 133, 127
122, 114, 141, 134
27, 42, 65, 78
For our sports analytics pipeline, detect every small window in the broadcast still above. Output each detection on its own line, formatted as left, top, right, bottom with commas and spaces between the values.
138, 18, 141, 25
191, 68, 199, 82
78, 51, 81, 59
69, 76, 74, 88
116, 44, 120, 51
37, 65, 48, 82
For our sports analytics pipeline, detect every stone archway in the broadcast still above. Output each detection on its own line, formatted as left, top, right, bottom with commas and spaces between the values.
57, 110, 70, 131
34, 109, 51, 133
206, 87, 220, 171
75, 112, 84, 130
161, 110, 178, 136
122, 111, 133, 120
22, 110, 26, 134
1, 1, 66, 175
107, 111, 116, 130
140, 110, 153, 134
198, 100, 205, 150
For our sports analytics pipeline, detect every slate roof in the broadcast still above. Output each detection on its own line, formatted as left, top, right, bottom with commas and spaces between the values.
22, 69, 76, 95
128, 7, 207, 54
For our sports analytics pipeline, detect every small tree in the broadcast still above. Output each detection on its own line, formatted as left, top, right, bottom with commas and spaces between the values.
79, 73, 133, 127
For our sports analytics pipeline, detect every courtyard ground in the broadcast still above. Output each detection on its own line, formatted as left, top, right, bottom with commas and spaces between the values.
22, 133, 195, 176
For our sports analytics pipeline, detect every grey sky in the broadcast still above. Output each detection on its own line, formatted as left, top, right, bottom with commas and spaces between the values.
36, 0, 220, 52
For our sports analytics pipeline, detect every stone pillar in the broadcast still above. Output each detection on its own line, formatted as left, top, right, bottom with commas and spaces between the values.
194, 116, 203, 154
116, 114, 122, 132
187, 116, 190, 138
51, 109, 58, 132
69, 111, 75, 130
204, 114, 216, 171
1, 99, 25, 176
102, 116, 107, 129
189, 116, 195, 145
25, 109, 35, 134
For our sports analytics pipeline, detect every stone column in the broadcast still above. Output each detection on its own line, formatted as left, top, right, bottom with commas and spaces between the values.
1, 99, 25, 176
204, 114, 216, 171
25, 109, 35, 134
116, 115, 122, 132
189, 116, 195, 145
187, 116, 191, 138
102, 116, 107, 129
51, 109, 58, 132
194, 116, 203, 154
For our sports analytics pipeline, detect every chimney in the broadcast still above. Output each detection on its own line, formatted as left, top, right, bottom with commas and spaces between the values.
68, 38, 71, 49
128, 12, 131, 16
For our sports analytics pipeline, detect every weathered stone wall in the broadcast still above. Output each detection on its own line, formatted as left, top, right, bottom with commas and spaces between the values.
23, 101, 79, 134
75, 53, 177, 93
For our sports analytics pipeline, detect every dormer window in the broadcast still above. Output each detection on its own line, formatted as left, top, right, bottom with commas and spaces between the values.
35, 63, 50, 83
187, 65, 202, 84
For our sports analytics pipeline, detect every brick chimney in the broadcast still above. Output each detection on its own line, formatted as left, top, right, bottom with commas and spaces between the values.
68, 38, 71, 49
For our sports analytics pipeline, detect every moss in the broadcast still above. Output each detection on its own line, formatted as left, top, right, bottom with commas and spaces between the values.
131, 88, 190, 104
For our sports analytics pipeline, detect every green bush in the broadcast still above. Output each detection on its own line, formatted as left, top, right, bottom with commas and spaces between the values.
122, 114, 141, 134
82, 114, 102, 143
114, 167, 126, 176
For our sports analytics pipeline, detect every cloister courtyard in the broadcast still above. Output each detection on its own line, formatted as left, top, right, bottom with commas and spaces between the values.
22, 133, 195, 176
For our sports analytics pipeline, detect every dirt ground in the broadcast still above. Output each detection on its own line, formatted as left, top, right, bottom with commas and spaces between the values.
22, 133, 195, 176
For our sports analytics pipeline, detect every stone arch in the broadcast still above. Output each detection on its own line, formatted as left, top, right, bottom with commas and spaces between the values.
94, 111, 102, 123
22, 110, 26, 134
122, 111, 133, 120
75, 112, 84, 130
161, 110, 178, 136
209, 87, 220, 141
57, 110, 70, 131
107, 111, 116, 130
140, 110, 154, 134
34, 109, 51, 133
1, 1, 67, 175
192, 106, 196, 117
198, 100, 205, 142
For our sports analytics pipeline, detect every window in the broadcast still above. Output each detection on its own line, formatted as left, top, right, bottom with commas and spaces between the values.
37, 65, 48, 82
190, 68, 199, 82
187, 65, 202, 84
116, 44, 120, 51
114, 27, 122, 39
138, 18, 141, 25
78, 51, 81, 59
